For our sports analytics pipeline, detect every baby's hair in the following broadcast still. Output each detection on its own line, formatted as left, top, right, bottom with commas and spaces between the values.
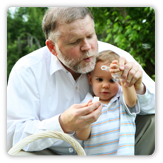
97, 50, 120, 65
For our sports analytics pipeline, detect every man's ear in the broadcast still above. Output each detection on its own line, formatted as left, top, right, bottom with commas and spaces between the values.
46, 40, 57, 56
88, 73, 92, 85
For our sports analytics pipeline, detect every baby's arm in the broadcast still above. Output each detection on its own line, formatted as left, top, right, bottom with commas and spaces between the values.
121, 82, 137, 107
110, 60, 137, 107
76, 125, 91, 140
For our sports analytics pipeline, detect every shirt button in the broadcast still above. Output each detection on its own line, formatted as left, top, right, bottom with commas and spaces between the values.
69, 147, 74, 153
75, 87, 78, 90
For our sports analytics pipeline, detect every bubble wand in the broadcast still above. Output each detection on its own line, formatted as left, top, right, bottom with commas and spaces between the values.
101, 65, 121, 82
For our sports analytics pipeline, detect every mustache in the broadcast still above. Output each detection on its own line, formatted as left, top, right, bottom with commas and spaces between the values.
80, 52, 97, 61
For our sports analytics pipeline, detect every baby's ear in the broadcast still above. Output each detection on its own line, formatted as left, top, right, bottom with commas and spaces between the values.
88, 73, 92, 85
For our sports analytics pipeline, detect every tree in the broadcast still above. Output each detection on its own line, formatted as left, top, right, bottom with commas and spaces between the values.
7, 7, 48, 81
88, 7, 155, 80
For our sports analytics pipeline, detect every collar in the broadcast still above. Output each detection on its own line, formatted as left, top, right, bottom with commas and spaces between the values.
50, 53, 67, 75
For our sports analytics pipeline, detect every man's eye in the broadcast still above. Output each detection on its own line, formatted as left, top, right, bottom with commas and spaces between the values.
70, 39, 80, 45
87, 35, 93, 39
97, 78, 103, 82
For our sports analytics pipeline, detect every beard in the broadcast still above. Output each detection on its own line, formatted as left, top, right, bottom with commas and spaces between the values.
55, 44, 98, 74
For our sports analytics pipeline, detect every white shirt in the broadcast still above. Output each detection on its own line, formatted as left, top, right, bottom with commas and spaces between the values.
7, 41, 155, 154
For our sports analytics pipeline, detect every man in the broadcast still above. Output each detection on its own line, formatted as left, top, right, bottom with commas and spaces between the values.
7, 7, 155, 155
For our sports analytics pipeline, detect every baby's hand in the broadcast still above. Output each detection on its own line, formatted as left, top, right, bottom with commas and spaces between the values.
110, 60, 123, 78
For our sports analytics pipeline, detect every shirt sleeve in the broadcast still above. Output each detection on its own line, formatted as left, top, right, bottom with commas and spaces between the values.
137, 86, 155, 115
7, 66, 63, 152
120, 86, 155, 116
120, 93, 140, 116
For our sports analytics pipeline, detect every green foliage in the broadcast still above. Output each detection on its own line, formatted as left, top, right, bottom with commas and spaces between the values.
7, 7, 155, 82
88, 7, 155, 81
7, 7, 48, 81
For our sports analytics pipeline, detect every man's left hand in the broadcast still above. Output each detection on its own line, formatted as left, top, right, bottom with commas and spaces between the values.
115, 57, 145, 94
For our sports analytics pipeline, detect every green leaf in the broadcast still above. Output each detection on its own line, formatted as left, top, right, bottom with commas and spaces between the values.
124, 28, 132, 36
107, 19, 111, 25
105, 12, 109, 16
106, 29, 112, 34
133, 24, 138, 30
114, 17, 119, 22
117, 26, 123, 33
144, 7, 149, 12
125, 15, 131, 20
113, 22, 119, 32
114, 36, 120, 43
152, 74, 155, 81
112, 11, 118, 16
105, 33, 112, 42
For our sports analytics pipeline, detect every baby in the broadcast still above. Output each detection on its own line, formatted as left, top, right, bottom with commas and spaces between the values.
76, 50, 140, 155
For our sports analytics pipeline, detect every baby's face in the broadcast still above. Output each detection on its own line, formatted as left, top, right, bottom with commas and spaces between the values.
88, 62, 119, 104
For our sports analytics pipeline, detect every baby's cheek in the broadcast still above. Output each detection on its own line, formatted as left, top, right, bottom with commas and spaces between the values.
113, 85, 119, 94
92, 85, 99, 95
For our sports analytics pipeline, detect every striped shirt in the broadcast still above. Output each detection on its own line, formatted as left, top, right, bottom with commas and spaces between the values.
81, 87, 140, 155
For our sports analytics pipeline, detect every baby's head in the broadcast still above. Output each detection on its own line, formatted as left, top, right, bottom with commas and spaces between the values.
96, 50, 119, 65
88, 50, 120, 104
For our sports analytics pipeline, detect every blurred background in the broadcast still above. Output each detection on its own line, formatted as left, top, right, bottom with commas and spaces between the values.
7, 7, 155, 82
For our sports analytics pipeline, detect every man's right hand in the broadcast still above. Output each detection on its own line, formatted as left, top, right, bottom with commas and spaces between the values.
59, 101, 102, 133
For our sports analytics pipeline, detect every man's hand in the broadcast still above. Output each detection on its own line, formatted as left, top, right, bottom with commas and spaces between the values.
110, 57, 145, 94
59, 101, 102, 133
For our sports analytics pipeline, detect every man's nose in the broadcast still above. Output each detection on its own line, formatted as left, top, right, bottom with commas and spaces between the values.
80, 39, 91, 52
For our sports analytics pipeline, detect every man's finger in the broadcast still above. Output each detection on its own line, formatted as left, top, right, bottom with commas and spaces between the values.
119, 57, 127, 70
76, 99, 93, 108
76, 101, 101, 116
74, 103, 102, 129
87, 99, 93, 106
129, 69, 143, 87
126, 65, 139, 83
82, 104, 102, 123
121, 63, 132, 82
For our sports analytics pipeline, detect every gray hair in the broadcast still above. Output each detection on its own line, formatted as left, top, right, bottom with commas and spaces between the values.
42, 7, 94, 42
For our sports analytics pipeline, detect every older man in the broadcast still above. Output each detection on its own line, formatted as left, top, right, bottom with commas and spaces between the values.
7, 7, 155, 155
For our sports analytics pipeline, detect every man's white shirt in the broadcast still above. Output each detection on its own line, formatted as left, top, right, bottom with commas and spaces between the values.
7, 41, 155, 154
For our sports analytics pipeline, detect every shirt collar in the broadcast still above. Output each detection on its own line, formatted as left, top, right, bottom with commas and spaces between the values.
50, 53, 67, 75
